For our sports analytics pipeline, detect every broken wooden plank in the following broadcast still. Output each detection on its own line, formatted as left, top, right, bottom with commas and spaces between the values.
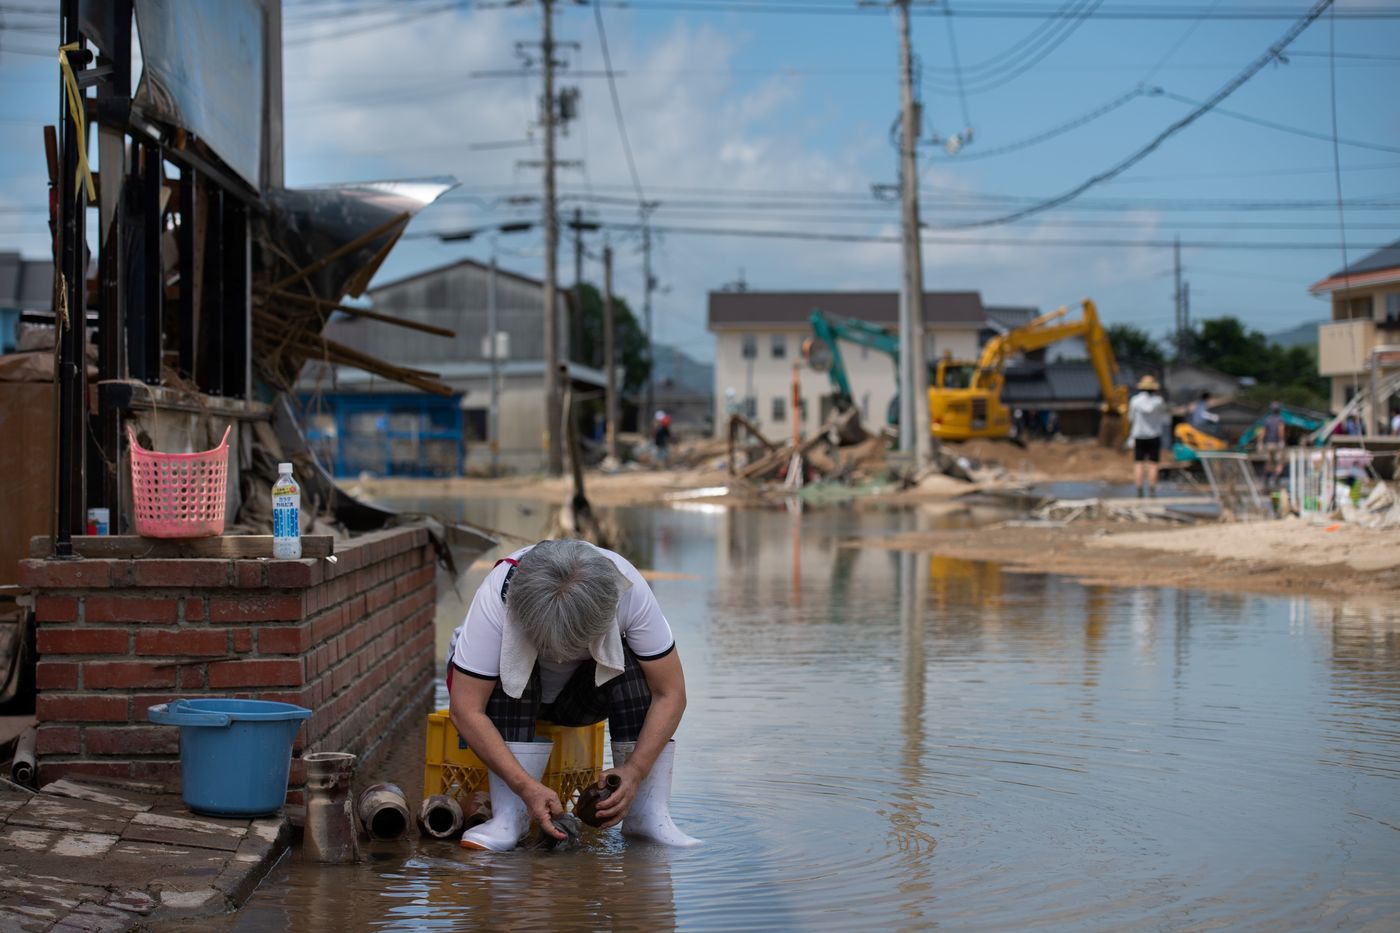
29, 535, 334, 560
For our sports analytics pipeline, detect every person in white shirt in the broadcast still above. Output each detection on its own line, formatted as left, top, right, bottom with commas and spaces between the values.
447, 538, 698, 852
1128, 375, 1170, 497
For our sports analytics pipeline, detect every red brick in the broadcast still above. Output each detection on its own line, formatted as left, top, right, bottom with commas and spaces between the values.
36, 725, 81, 755
176, 664, 207, 689
84, 726, 180, 756
185, 598, 205, 621
132, 559, 232, 588
232, 628, 253, 652
129, 760, 181, 787
36, 694, 129, 723
267, 560, 321, 589
83, 661, 177, 689
35, 660, 80, 690
35, 596, 79, 622
134, 629, 229, 657
37, 628, 128, 655
258, 625, 311, 655
41, 761, 133, 783
237, 561, 265, 589
19, 559, 112, 589
208, 594, 304, 622
134, 693, 184, 716
84, 596, 178, 624
207, 659, 304, 688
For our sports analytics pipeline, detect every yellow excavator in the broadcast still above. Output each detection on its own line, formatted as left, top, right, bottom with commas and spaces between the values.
929, 298, 1129, 445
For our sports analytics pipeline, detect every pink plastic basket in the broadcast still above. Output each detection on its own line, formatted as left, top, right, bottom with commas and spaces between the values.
128, 425, 232, 538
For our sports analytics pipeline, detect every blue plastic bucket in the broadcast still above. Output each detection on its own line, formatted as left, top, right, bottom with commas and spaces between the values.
148, 698, 311, 817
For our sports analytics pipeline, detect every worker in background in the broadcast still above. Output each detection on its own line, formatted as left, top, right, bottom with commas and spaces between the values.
1259, 401, 1287, 487
1129, 375, 1170, 497
1188, 391, 1220, 435
447, 539, 700, 852
1390, 407, 1400, 437
653, 410, 672, 465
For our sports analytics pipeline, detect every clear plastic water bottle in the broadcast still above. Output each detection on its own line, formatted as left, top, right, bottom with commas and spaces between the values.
272, 462, 302, 560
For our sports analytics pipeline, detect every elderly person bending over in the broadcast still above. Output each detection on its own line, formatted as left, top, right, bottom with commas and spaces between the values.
448, 538, 699, 852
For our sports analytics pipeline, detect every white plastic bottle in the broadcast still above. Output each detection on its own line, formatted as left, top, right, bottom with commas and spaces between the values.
272, 462, 302, 559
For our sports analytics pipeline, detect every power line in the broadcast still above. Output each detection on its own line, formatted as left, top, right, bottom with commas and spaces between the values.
1160, 89, 1400, 155
592, 0, 646, 207
944, 85, 1155, 162
600, 1, 1400, 18
942, 0, 1341, 230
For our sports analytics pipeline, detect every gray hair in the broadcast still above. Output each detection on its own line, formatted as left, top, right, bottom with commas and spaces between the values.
508, 540, 623, 663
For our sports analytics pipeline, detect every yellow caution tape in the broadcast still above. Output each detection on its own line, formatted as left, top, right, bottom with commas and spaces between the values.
58, 42, 96, 204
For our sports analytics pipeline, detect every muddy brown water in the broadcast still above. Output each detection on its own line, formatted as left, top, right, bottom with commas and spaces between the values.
198, 500, 1400, 931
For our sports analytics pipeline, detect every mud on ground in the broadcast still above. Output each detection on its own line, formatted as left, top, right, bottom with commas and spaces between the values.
844, 518, 1400, 601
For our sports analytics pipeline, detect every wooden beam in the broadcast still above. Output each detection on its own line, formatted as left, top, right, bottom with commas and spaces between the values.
29, 534, 335, 560
267, 212, 410, 293
257, 287, 456, 338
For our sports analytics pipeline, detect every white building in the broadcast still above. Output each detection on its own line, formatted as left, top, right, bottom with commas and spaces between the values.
708, 290, 986, 439
1310, 238, 1400, 426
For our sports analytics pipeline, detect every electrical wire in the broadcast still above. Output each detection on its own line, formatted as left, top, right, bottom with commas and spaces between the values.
944, 85, 1155, 162
593, 0, 646, 209
1139, 0, 1222, 84
941, 0, 1340, 230
939, 2, 972, 129
1327, 4, 1352, 294
1160, 89, 1400, 155
597, 1, 1400, 19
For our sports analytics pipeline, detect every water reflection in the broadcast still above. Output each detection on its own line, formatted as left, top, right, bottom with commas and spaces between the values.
190, 499, 1400, 931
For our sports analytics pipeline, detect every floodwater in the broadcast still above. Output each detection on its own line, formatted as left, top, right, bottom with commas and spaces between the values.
207, 500, 1400, 931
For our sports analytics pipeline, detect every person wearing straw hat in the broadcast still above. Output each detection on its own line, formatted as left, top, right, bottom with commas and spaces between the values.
1128, 374, 1170, 497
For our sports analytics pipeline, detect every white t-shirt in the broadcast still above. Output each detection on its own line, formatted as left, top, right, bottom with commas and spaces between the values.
449, 544, 675, 703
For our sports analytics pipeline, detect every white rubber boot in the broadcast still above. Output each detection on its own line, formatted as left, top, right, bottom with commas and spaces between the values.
460, 739, 554, 852
612, 741, 702, 848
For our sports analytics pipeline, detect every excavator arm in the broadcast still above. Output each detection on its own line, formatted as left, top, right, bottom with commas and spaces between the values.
806, 309, 902, 410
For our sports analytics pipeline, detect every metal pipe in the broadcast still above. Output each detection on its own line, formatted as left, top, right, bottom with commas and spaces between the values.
417, 794, 465, 840
356, 782, 410, 840
11, 728, 37, 787
487, 252, 500, 477
303, 752, 358, 863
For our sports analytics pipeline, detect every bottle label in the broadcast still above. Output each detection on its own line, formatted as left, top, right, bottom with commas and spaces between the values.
273, 493, 299, 538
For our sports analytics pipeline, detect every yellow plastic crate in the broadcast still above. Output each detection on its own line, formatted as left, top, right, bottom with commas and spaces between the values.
423, 710, 604, 812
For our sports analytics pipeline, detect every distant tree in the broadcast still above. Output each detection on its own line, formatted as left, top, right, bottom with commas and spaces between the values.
1182, 315, 1329, 410
573, 283, 651, 394
1107, 323, 1165, 366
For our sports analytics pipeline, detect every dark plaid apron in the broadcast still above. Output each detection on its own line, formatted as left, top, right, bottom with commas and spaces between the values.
453, 557, 653, 743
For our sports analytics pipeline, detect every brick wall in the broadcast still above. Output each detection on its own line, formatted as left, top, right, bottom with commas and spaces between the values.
20, 525, 438, 802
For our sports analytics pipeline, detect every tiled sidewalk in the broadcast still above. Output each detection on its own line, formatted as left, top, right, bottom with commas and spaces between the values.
0, 778, 288, 931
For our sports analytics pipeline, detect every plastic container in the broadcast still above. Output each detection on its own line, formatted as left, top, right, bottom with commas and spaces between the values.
272, 462, 301, 559
423, 710, 602, 812
128, 425, 232, 538
148, 698, 311, 817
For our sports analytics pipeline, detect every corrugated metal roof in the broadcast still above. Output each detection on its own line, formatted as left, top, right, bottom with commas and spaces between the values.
708, 290, 985, 330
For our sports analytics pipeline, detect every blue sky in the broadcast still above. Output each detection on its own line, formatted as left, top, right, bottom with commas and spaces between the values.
1, 1, 1397, 362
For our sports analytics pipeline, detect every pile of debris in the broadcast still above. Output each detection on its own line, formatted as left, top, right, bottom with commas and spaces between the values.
722, 411, 903, 490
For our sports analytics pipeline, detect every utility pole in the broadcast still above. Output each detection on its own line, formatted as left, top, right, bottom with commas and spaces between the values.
642, 218, 656, 421
487, 251, 501, 478
572, 206, 584, 365
1173, 236, 1183, 361
540, 0, 563, 475
603, 243, 618, 464
895, 0, 928, 469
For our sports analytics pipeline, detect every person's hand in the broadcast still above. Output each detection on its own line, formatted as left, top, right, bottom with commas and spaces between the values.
520, 780, 566, 840
592, 763, 642, 829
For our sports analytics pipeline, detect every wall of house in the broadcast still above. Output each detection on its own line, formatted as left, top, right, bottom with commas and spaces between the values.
712, 325, 981, 439
21, 526, 437, 804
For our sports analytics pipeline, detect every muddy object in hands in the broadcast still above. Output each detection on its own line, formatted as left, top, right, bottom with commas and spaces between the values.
357, 782, 411, 840
533, 812, 582, 851
417, 794, 465, 840
303, 752, 359, 863
575, 773, 622, 827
